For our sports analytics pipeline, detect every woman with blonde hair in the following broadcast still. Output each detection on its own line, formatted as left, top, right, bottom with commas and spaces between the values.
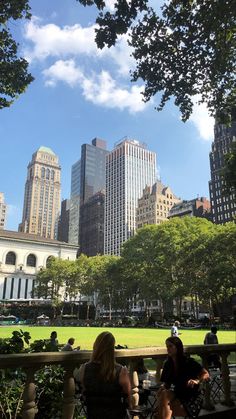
78, 331, 131, 419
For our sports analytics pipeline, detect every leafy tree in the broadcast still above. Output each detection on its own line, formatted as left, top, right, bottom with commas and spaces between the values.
121, 224, 169, 319
78, 0, 236, 123
122, 217, 217, 319
64, 255, 89, 314
195, 222, 236, 318
35, 258, 67, 318
82, 255, 123, 320
0, 0, 34, 109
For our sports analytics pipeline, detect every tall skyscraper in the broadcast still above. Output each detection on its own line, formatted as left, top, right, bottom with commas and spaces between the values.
80, 137, 108, 205
58, 199, 70, 242
79, 190, 105, 256
105, 138, 157, 255
19, 146, 61, 239
68, 195, 80, 245
79, 138, 109, 255
0, 193, 7, 230
71, 159, 81, 197
209, 121, 236, 223
68, 159, 81, 245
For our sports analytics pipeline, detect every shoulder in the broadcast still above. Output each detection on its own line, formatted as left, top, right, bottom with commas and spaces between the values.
78, 362, 90, 376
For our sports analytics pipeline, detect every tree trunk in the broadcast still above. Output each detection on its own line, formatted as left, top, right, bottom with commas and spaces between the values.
194, 293, 199, 320
86, 304, 90, 321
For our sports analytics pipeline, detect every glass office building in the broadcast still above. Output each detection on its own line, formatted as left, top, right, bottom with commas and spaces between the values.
80, 138, 108, 205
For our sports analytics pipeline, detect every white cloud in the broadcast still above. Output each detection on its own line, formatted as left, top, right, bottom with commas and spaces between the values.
107, 34, 135, 76
189, 99, 214, 141
81, 70, 146, 113
44, 60, 147, 113
24, 18, 135, 76
24, 18, 98, 61
104, 0, 116, 12
43, 60, 83, 87
22, 18, 145, 114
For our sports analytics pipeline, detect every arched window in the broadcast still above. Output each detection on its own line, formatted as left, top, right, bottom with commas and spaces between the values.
46, 256, 54, 268
5, 252, 16, 265
27, 254, 36, 267
51, 170, 55, 180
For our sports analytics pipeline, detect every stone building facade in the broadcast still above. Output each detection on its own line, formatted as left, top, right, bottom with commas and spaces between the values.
19, 146, 61, 239
169, 197, 212, 220
0, 230, 77, 301
136, 181, 181, 228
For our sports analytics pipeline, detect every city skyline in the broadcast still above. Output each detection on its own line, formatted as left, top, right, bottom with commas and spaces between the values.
0, 0, 214, 231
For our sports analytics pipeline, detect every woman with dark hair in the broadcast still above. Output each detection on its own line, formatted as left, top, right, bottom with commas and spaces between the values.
155, 336, 209, 419
78, 331, 131, 419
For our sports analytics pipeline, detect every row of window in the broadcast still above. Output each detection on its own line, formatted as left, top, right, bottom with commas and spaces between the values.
4, 252, 53, 267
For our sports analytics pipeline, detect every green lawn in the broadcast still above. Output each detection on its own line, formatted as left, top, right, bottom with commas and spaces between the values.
0, 326, 235, 350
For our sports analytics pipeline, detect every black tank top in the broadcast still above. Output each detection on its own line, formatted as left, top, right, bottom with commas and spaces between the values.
83, 361, 127, 419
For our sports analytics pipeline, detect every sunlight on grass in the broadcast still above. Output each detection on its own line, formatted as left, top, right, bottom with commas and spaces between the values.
0, 326, 235, 350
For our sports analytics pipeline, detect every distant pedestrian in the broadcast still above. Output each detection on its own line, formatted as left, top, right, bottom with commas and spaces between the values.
171, 321, 181, 337
204, 326, 221, 369
62, 337, 80, 351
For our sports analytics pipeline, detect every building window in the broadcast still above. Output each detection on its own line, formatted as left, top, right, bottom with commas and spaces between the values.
27, 254, 36, 267
41, 167, 45, 178
46, 256, 54, 268
5, 252, 16, 265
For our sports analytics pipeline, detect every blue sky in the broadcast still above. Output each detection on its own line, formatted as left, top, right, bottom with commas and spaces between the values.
0, 0, 214, 231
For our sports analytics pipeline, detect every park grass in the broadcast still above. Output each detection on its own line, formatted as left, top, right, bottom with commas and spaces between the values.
0, 326, 235, 350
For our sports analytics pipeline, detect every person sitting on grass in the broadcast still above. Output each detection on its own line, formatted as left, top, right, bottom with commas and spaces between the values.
78, 331, 131, 419
154, 336, 209, 419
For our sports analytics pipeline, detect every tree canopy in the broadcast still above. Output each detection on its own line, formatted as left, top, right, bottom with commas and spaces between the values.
34, 218, 236, 320
0, 0, 33, 109
78, 0, 236, 123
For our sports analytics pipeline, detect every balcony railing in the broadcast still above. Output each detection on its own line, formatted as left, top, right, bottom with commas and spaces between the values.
0, 343, 235, 419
